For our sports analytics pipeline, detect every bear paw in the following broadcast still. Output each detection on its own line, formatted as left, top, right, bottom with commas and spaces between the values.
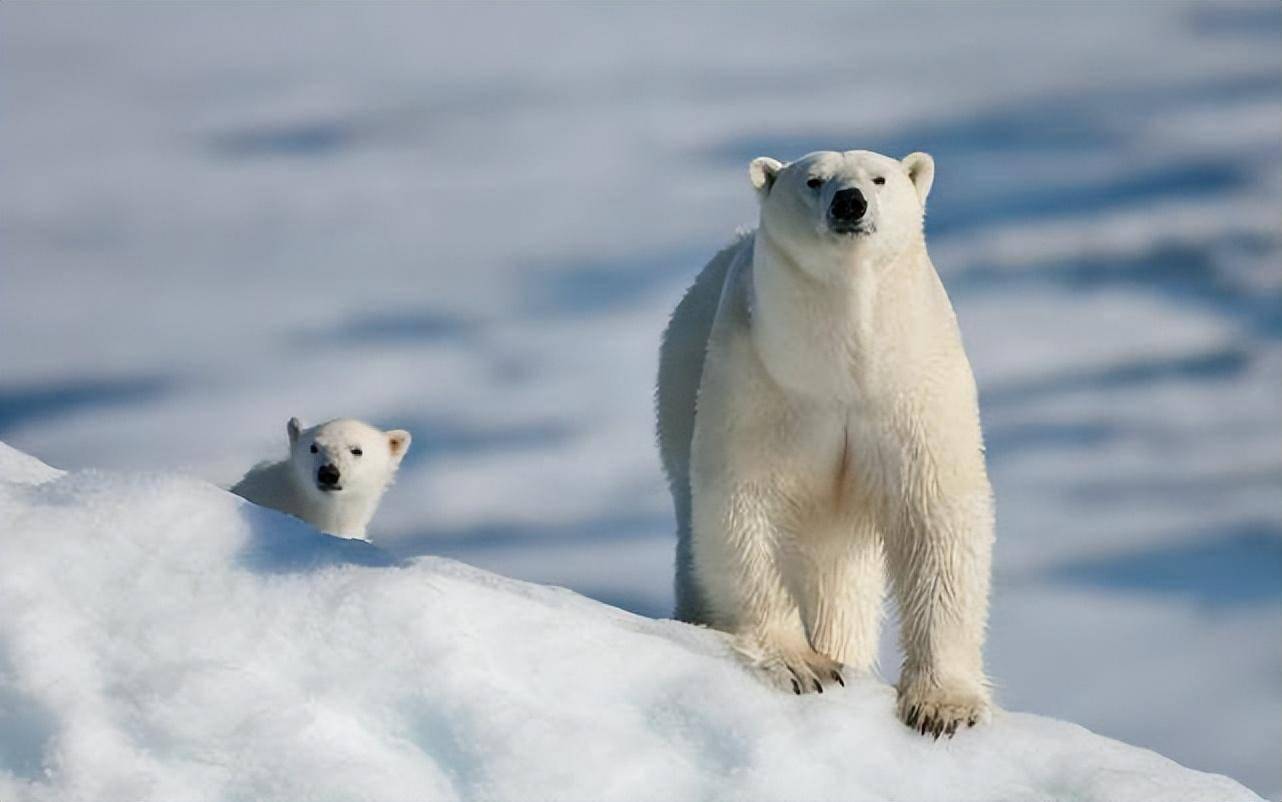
733, 635, 845, 695
897, 676, 991, 739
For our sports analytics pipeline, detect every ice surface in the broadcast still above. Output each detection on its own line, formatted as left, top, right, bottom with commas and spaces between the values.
0, 448, 1262, 802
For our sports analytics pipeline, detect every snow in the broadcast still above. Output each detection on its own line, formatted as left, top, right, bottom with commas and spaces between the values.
0, 448, 1262, 802
1, 1, 1278, 796
0, 443, 63, 487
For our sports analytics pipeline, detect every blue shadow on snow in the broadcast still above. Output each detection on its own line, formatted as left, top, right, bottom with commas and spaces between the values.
523, 246, 712, 317
207, 119, 358, 159
949, 234, 1282, 339
707, 70, 1279, 238
1047, 521, 1282, 607
980, 347, 1252, 409
0, 376, 169, 436
289, 309, 478, 347
389, 510, 669, 558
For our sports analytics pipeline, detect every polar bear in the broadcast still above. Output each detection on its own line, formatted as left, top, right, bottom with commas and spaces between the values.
231, 417, 411, 542
657, 149, 993, 736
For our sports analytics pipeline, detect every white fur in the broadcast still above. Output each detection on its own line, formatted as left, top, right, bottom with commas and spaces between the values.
657, 150, 993, 735
231, 417, 411, 542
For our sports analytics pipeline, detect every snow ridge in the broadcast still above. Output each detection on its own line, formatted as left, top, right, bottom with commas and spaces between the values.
0, 446, 1260, 802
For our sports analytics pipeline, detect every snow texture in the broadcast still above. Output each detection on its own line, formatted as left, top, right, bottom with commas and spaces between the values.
1, 1, 1278, 796
0, 448, 1263, 802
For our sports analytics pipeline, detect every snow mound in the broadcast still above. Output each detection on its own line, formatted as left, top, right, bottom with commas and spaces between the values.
0, 444, 1260, 802
0, 442, 63, 486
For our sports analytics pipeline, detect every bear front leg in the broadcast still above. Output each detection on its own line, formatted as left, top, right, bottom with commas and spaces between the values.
788, 521, 885, 676
691, 483, 843, 695
885, 490, 994, 737
730, 627, 845, 696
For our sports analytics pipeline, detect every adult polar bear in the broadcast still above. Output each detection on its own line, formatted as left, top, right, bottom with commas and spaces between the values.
657, 149, 993, 737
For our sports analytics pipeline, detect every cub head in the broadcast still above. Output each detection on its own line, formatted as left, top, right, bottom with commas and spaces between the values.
286, 417, 411, 501
749, 149, 934, 276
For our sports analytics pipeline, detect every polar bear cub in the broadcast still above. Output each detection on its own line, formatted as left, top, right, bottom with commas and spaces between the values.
232, 417, 411, 542
657, 149, 994, 737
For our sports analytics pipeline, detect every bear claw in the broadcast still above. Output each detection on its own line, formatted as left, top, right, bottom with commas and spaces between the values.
736, 637, 845, 697
897, 679, 990, 740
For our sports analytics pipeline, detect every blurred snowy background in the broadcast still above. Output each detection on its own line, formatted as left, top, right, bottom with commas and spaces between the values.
1, 1, 1278, 796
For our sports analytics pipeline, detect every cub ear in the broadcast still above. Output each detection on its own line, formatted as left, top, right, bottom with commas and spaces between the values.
287, 417, 303, 445
748, 157, 784, 195
387, 430, 412, 465
902, 152, 935, 205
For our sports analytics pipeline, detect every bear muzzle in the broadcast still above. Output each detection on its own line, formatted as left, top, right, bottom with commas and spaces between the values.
317, 464, 342, 491
827, 187, 874, 235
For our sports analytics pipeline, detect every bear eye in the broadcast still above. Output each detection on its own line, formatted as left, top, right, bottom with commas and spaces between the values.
309, 444, 318, 454
806, 177, 823, 190
873, 177, 886, 185
350, 447, 363, 457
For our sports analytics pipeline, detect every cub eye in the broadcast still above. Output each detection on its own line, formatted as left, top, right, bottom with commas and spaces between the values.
806, 177, 823, 190
309, 444, 318, 454
350, 447, 363, 457
873, 177, 886, 185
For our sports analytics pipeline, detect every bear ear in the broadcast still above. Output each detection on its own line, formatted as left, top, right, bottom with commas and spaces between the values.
387, 430, 411, 465
902, 152, 935, 205
748, 157, 784, 195
287, 417, 303, 445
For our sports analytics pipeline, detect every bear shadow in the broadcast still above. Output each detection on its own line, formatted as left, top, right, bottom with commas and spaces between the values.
236, 502, 403, 575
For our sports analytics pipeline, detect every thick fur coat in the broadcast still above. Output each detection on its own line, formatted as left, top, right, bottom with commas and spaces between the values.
657, 150, 994, 736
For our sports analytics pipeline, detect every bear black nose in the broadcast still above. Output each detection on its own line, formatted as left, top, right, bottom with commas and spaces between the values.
317, 464, 341, 487
829, 187, 868, 223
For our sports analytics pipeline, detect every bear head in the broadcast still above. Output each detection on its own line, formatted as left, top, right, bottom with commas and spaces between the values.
749, 149, 934, 278
286, 417, 411, 502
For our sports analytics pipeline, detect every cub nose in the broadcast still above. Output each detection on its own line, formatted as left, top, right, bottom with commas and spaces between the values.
317, 464, 341, 487
829, 187, 868, 223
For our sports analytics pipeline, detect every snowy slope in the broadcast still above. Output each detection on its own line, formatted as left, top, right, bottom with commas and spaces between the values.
0, 447, 1262, 802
